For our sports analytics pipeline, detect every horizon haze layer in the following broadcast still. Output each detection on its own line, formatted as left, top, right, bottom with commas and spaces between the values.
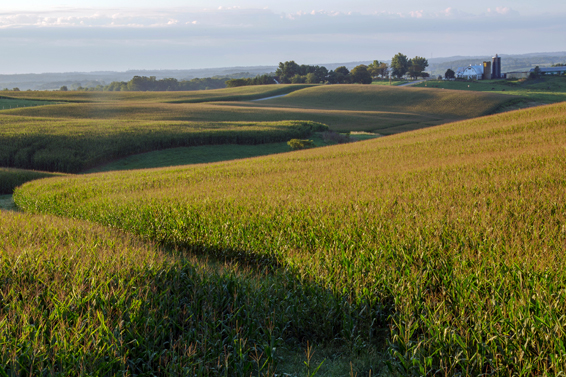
1, 1, 564, 74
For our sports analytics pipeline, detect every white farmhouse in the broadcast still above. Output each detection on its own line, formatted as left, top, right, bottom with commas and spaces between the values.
456, 65, 484, 80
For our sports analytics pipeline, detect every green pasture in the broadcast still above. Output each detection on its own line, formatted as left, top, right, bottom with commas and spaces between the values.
414, 76, 566, 104
87, 131, 366, 173
14, 102, 566, 375
87, 142, 293, 173
0, 97, 58, 110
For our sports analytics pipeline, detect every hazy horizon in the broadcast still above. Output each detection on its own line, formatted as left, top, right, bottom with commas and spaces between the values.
1, 1, 564, 74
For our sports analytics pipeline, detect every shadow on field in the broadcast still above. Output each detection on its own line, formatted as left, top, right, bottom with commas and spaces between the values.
3, 242, 388, 376
142, 241, 391, 376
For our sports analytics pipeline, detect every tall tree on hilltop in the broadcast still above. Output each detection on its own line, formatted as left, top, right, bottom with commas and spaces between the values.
408, 56, 429, 79
368, 60, 389, 78
391, 53, 409, 79
334, 66, 351, 83
351, 65, 373, 84
275, 61, 301, 83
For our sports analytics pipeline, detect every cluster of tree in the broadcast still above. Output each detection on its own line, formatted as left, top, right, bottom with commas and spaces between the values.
275, 61, 377, 84
445, 69, 456, 79
390, 53, 429, 79
530, 66, 542, 79
552, 63, 566, 67
225, 75, 276, 87
367, 60, 389, 78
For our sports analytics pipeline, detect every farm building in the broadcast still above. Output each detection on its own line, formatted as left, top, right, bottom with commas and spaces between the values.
455, 54, 501, 80
505, 67, 566, 80
532, 67, 566, 75
456, 65, 484, 80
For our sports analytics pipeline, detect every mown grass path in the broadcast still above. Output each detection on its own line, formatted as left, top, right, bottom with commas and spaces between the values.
0, 194, 16, 211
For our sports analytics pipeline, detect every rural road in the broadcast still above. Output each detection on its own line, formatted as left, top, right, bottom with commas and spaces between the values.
397, 80, 426, 87
250, 94, 289, 101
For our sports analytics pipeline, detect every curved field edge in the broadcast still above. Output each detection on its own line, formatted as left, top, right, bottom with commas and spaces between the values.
85, 133, 343, 174
0, 119, 327, 173
0, 168, 66, 195
15, 103, 566, 375
0, 210, 386, 376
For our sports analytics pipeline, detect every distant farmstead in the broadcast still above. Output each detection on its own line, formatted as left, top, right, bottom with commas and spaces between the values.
455, 54, 503, 80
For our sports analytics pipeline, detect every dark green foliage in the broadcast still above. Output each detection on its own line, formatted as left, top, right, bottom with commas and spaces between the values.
407, 56, 429, 79
287, 139, 315, 150
102, 75, 229, 92
391, 53, 409, 78
367, 60, 389, 78
530, 66, 542, 79
226, 75, 276, 87
350, 65, 373, 84
276, 62, 330, 84
445, 68, 455, 79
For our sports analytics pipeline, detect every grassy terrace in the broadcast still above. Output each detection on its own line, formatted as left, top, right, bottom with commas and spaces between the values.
14, 102, 566, 375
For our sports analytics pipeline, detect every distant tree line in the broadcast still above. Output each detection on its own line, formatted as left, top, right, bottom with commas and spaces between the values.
275, 55, 428, 84
60, 54, 430, 92
274, 61, 378, 84
67, 76, 229, 92
63, 74, 267, 92
225, 75, 276, 87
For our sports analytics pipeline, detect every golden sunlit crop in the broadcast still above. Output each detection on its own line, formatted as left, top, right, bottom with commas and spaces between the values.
14, 102, 566, 375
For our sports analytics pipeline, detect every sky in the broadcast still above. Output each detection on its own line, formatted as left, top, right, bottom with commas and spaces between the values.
0, 0, 564, 74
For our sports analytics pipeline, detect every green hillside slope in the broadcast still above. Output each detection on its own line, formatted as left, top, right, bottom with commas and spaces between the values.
245, 84, 515, 117
15, 102, 566, 375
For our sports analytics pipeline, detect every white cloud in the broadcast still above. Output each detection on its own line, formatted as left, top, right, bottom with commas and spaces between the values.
410, 10, 424, 18
487, 7, 519, 16
0, 6, 529, 30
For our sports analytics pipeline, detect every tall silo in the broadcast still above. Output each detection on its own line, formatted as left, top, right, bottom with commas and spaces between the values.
492, 54, 501, 79
483, 61, 492, 80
